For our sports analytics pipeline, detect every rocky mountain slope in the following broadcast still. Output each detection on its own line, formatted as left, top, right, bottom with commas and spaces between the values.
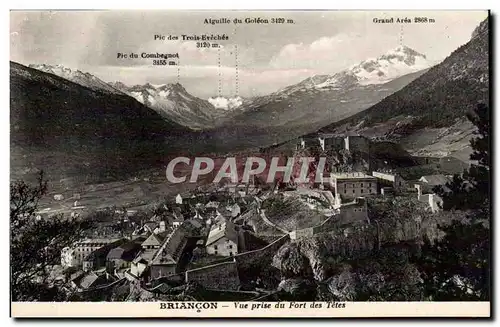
28, 64, 123, 95
10, 61, 194, 183
110, 82, 219, 130
319, 18, 489, 159
27, 64, 230, 130
209, 47, 432, 151
223, 45, 431, 129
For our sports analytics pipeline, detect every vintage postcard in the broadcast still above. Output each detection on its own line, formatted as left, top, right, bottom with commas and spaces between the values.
10, 10, 491, 318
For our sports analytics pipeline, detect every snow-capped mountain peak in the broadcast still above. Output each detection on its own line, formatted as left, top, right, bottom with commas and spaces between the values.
29, 63, 123, 94
208, 96, 244, 111
315, 45, 431, 88
124, 82, 191, 104
111, 81, 218, 129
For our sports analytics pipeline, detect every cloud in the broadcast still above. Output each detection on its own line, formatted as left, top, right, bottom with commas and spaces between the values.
208, 96, 243, 110
269, 33, 396, 73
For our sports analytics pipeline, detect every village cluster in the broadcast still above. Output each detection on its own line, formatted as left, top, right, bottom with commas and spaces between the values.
45, 134, 468, 298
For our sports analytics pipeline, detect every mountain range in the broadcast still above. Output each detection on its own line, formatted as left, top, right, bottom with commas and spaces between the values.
13, 17, 488, 182
29, 64, 124, 95
11, 62, 195, 183
210, 45, 433, 150
28, 64, 246, 130
319, 17, 489, 160
109, 82, 218, 130
27, 45, 432, 136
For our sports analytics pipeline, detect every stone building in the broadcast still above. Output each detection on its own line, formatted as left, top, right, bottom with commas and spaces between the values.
106, 241, 143, 272
337, 197, 369, 225
330, 172, 378, 199
205, 221, 238, 257
81, 238, 128, 272
372, 171, 407, 191
344, 135, 369, 153
61, 238, 122, 268
318, 133, 344, 152
297, 135, 321, 151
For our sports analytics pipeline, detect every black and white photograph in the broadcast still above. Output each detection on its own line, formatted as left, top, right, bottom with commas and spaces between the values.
9, 9, 491, 318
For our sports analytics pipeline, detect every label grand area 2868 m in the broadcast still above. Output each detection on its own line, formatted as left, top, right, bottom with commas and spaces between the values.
373, 16, 436, 23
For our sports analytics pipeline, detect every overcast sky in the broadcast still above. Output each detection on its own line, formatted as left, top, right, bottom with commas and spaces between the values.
10, 10, 487, 98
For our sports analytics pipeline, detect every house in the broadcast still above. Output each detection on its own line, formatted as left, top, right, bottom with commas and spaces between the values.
214, 207, 233, 224
372, 171, 406, 191
126, 210, 137, 217
136, 219, 205, 281
418, 193, 443, 213
337, 197, 369, 226
175, 194, 183, 204
130, 249, 157, 278
415, 174, 451, 196
69, 270, 85, 288
62, 238, 122, 268
344, 135, 369, 153
77, 272, 108, 290
142, 220, 168, 235
205, 221, 238, 257
106, 241, 143, 272
155, 221, 168, 234
149, 214, 162, 222
143, 221, 159, 234
419, 174, 451, 186
318, 134, 345, 152
149, 254, 178, 279
186, 219, 203, 231
147, 224, 190, 280
297, 135, 321, 151
82, 238, 128, 272
413, 174, 451, 213
129, 231, 169, 278
141, 231, 169, 250
330, 172, 378, 198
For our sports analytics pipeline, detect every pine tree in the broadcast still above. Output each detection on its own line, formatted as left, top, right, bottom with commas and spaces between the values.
417, 103, 490, 300
434, 103, 490, 212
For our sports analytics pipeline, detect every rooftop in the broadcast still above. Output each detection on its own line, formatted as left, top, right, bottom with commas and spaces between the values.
143, 221, 159, 231
141, 231, 169, 248
133, 248, 157, 264
331, 172, 376, 180
106, 240, 143, 260
76, 238, 121, 245
78, 272, 107, 289
420, 174, 451, 186
206, 221, 238, 246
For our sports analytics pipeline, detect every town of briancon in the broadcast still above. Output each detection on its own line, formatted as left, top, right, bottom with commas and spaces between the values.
10, 13, 490, 302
